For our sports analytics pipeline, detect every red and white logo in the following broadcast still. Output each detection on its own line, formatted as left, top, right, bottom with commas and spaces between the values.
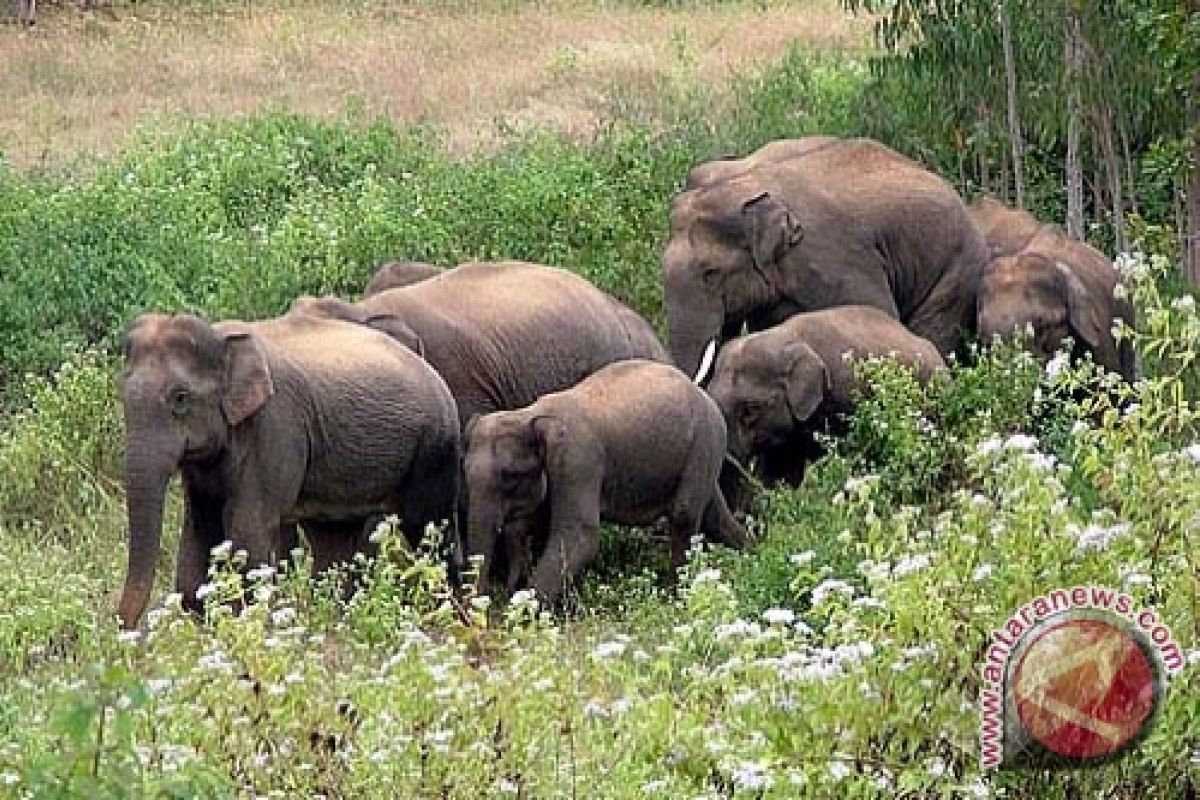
979, 586, 1183, 769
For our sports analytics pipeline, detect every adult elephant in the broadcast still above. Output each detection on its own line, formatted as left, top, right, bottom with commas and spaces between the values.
663, 136, 988, 376
116, 311, 461, 629
363, 261, 445, 297
969, 197, 1137, 380
294, 260, 670, 427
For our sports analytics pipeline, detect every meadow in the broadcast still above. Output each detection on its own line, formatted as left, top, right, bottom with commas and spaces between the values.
0, 2, 1197, 797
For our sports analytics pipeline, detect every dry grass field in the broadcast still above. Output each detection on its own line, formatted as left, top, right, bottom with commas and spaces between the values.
1, 1, 869, 168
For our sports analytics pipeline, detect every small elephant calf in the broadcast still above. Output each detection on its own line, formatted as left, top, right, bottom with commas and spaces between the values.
463, 359, 747, 605
704, 306, 945, 486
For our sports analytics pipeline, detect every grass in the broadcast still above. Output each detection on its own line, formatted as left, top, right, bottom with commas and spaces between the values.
1, 0, 868, 169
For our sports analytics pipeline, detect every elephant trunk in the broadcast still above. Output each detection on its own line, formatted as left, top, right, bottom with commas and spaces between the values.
117, 432, 182, 629
668, 303, 725, 379
465, 500, 501, 590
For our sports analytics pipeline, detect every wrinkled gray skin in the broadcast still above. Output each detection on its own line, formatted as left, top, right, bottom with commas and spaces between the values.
294, 261, 670, 427
969, 197, 1137, 380
664, 136, 988, 376
116, 311, 461, 629
463, 360, 747, 605
363, 261, 445, 297
684, 136, 840, 189
706, 306, 945, 487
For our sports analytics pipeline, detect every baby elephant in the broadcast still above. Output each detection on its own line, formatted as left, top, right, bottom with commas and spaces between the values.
704, 306, 945, 486
463, 360, 747, 605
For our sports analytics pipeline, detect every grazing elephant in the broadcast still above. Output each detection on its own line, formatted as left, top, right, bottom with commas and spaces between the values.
294, 260, 670, 427
363, 261, 445, 297
704, 306, 945, 486
969, 197, 1137, 380
663, 136, 988, 376
116, 311, 461, 629
463, 360, 747, 604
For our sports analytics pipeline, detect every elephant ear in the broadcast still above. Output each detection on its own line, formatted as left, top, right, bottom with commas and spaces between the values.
530, 415, 568, 464
741, 191, 803, 277
782, 339, 830, 423
364, 313, 424, 358
221, 329, 274, 426
1056, 261, 1105, 350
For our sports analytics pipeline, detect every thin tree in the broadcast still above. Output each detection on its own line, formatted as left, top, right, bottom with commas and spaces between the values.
1064, 0, 1085, 239
997, 0, 1026, 208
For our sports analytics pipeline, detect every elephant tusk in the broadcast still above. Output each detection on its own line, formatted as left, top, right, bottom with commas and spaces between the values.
693, 339, 718, 385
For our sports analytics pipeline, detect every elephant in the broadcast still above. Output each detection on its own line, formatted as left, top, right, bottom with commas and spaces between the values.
115, 310, 461, 629
703, 305, 945, 487
663, 136, 988, 377
363, 261, 445, 297
462, 359, 747, 605
293, 260, 670, 427
968, 197, 1137, 380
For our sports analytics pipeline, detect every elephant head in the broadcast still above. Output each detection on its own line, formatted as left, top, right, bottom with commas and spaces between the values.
976, 252, 1114, 366
705, 333, 830, 461
116, 313, 273, 628
663, 179, 804, 376
462, 412, 562, 593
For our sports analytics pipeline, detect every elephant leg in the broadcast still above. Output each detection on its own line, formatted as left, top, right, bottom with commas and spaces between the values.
530, 521, 600, 607
401, 437, 462, 583
700, 490, 749, 555
177, 484, 226, 616
303, 518, 372, 601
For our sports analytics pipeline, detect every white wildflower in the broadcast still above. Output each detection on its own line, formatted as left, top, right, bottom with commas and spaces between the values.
1112, 282, 1128, 301
1172, 294, 1196, 314
508, 589, 538, 608
1074, 522, 1131, 552
714, 619, 760, 640
926, 758, 947, 777
730, 761, 773, 791
828, 761, 851, 781
1044, 351, 1070, 380
1005, 433, 1038, 451
641, 779, 669, 793
0, 773, 17, 786
210, 541, 233, 559
270, 607, 297, 626
811, 579, 856, 605
118, 630, 142, 645
246, 565, 276, 582
972, 563, 996, 582
762, 608, 795, 626
692, 568, 722, 585
789, 550, 815, 566
1183, 444, 1200, 463
892, 554, 931, 577
1123, 573, 1152, 587
194, 582, 216, 600
975, 436, 1002, 457
852, 596, 886, 610
593, 640, 627, 659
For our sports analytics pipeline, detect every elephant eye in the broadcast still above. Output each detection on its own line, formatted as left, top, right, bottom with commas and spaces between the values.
169, 387, 192, 417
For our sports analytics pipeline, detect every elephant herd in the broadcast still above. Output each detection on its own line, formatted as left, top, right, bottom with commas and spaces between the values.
115, 135, 1134, 629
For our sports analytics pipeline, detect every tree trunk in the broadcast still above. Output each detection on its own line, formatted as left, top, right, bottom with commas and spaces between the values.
1188, 56, 1200, 285
997, 0, 1026, 208
1097, 104, 1127, 253
1064, 2, 1085, 240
